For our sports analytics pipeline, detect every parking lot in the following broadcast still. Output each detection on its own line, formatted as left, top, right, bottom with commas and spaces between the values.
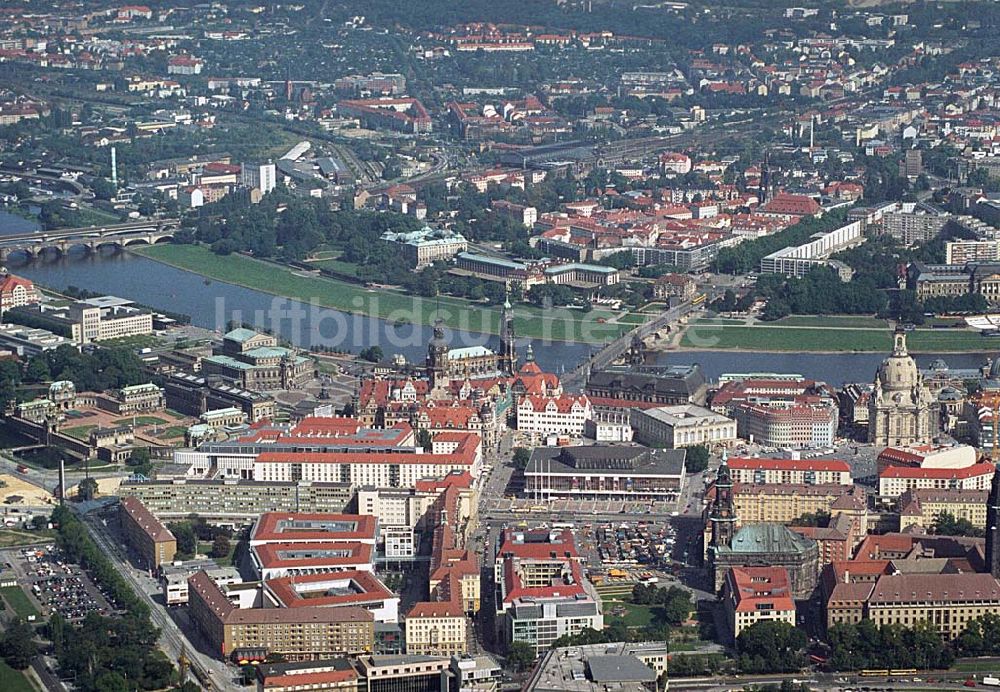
7, 545, 117, 621
484, 496, 677, 516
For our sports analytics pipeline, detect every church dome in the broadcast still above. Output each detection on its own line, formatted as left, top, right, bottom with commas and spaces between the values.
878, 330, 919, 391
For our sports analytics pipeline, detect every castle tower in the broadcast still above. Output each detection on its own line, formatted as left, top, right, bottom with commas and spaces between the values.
427, 318, 450, 391
987, 465, 1000, 578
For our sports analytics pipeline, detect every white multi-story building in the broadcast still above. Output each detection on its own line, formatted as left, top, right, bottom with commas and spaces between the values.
735, 400, 839, 449
883, 201, 950, 246
660, 152, 692, 175
724, 567, 796, 639
495, 529, 602, 654
241, 161, 277, 194
878, 462, 995, 499
181, 427, 482, 486
0, 274, 39, 314
14, 295, 155, 343
727, 457, 852, 485
515, 395, 592, 437
630, 405, 737, 448
760, 220, 865, 280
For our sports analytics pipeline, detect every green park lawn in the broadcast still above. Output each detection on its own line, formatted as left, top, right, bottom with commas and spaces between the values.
603, 599, 660, 628
134, 244, 628, 343
0, 529, 54, 548
61, 425, 95, 441
96, 334, 164, 349
0, 659, 36, 692
312, 258, 360, 277
160, 426, 188, 440
0, 587, 38, 620
774, 315, 891, 328
680, 323, 1000, 352
198, 541, 237, 566
115, 416, 167, 427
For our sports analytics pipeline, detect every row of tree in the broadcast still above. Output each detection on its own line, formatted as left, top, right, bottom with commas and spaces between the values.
50, 506, 183, 691
826, 620, 955, 671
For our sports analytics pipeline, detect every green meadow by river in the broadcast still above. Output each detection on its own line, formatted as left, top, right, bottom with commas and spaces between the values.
133, 244, 635, 344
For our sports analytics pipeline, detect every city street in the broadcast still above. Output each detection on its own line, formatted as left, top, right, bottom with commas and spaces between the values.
80, 511, 238, 692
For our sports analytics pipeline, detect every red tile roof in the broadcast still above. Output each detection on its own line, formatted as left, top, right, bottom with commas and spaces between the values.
250, 513, 378, 544
726, 566, 795, 613
265, 570, 393, 609
880, 462, 994, 480
252, 541, 374, 571
728, 457, 850, 473
120, 496, 175, 543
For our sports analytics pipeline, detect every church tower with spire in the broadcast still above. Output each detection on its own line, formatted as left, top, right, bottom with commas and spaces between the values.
987, 464, 1000, 578
709, 454, 737, 554
499, 292, 517, 376
759, 150, 772, 205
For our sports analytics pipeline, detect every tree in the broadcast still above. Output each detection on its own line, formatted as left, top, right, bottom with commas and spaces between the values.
932, 511, 984, 538
77, 477, 98, 502
211, 534, 231, 559
168, 521, 197, 557
512, 447, 531, 470
736, 620, 807, 674
127, 447, 153, 477
0, 359, 22, 411
23, 357, 51, 384
1, 619, 38, 669
416, 429, 432, 449
507, 641, 536, 671
359, 346, 384, 363
91, 178, 116, 201
685, 445, 710, 473
93, 671, 128, 692
791, 510, 831, 527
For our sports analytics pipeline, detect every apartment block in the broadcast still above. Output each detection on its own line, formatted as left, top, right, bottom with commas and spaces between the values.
119, 496, 176, 570
723, 566, 796, 639
188, 571, 375, 661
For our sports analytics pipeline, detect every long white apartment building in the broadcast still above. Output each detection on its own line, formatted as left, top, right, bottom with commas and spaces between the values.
760, 220, 865, 280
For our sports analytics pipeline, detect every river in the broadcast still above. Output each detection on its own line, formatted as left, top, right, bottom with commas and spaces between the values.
0, 209, 41, 234
7, 249, 596, 374
2, 208, 995, 384
652, 350, 993, 387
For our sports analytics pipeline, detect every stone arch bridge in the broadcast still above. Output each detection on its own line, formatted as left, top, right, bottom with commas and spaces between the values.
0, 220, 179, 261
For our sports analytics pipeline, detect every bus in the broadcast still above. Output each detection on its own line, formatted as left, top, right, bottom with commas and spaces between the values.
552, 522, 576, 529
860, 670, 890, 677
890, 669, 918, 676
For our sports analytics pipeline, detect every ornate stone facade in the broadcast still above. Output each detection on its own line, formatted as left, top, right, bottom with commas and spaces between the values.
868, 329, 939, 447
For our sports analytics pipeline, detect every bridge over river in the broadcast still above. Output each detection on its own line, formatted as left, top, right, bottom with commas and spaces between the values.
0, 219, 179, 261
561, 300, 696, 391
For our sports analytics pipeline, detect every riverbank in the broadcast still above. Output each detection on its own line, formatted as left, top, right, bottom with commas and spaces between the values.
132, 244, 634, 344
677, 319, 1000, 353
